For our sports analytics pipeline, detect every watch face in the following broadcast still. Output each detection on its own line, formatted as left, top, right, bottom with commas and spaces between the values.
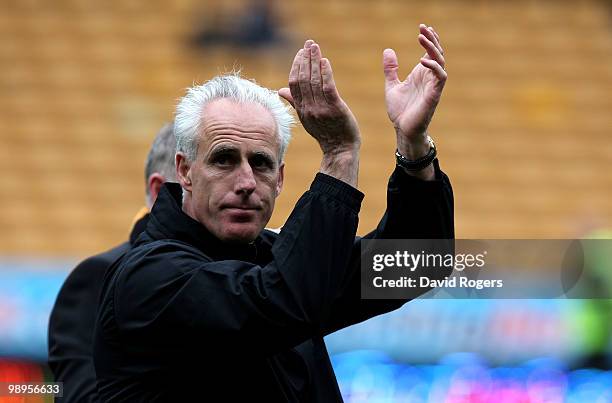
427, 135, 436, 149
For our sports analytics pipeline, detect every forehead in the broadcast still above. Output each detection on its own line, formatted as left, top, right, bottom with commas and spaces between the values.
197, 98, 279, 155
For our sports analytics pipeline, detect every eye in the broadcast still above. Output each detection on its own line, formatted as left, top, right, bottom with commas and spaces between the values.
251, 154, 274, 171
211, 152, 236, 167
215, 155, 229, 164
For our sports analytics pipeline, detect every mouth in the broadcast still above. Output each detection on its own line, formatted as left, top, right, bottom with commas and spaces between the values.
222, 205, 260, 211
222, 206, 260, 222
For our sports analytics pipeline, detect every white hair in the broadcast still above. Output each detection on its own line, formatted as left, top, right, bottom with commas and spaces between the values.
174, 73, 294, 162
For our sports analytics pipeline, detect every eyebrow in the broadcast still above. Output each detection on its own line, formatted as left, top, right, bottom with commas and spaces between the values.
208, 145, 239, 158
251, 151, 276, 167
207, 146, 277, 166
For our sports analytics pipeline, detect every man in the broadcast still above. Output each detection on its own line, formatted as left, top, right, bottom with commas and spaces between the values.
48, 123, 176, 402
94, 24, 453, 401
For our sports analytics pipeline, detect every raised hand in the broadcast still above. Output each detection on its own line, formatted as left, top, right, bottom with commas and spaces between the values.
383, 24, 447, 160
279, 40, 360, 156
279, 40, 360, 187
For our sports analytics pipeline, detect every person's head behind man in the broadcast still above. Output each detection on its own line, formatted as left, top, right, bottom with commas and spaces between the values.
174, 74, 294, 244
145, 123, 177, 209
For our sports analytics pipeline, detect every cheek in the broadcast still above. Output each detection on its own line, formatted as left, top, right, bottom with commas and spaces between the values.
259, 172, 281, 195
190, 176, 217, 213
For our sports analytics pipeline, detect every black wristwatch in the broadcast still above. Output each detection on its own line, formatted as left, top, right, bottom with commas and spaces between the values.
395, 136, 437, 171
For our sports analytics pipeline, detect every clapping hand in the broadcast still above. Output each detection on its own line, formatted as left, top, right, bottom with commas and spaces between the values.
383, 24, 447, 162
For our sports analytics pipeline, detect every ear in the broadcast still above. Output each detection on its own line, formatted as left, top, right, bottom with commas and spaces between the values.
147, 173, 166, 205
275, 162, 284, 197
176, 152, 193, 192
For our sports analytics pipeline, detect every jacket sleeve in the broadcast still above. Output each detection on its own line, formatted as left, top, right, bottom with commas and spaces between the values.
49, 250, 126, 403
322, 159, 455, 335
111, 173, 364, 356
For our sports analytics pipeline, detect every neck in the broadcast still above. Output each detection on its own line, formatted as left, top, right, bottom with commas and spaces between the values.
181, 191, 196, 221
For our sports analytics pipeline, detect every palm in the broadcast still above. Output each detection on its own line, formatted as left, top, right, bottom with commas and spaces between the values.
383, 25, 447, 141
386, 63, 443, 138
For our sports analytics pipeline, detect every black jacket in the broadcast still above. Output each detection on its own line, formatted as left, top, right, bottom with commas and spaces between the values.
48, 215, 149, 402
94, 163, 454, 402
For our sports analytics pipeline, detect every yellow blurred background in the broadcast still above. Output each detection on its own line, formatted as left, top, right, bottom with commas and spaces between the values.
0, 0, 610, 258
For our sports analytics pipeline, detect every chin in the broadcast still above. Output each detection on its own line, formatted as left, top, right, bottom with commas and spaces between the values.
220, 224, 261, 244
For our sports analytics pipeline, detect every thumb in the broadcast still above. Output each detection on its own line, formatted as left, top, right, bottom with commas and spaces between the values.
278, 88, 295, 108
382, 48, 400, 88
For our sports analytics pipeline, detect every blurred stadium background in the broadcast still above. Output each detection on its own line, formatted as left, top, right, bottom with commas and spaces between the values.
0, 0, 610, 401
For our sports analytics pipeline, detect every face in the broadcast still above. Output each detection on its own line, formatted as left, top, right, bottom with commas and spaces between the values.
177, 98, 284, 243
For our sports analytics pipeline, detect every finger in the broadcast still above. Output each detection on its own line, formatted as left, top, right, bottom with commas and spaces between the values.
288, 49, 303, 107
278, 88, 295, 108
320, 57, 340, 104
304, 39, 315, 49
420, 24, 444, 56
428, 26, 444, 52
310, 43, 326, 104
418, 34, 445, 69
299, 41, 314, 104
428, 26, 444, 55
382, 48, 400, 88
420, 58, 447, 83
419, 24, 438, 50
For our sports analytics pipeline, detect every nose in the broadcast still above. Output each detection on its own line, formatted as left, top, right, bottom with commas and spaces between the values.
234, 161, 257, 195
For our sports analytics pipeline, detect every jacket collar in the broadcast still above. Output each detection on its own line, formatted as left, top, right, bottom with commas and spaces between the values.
129, 213, 150, 245
144, 182, 270, 262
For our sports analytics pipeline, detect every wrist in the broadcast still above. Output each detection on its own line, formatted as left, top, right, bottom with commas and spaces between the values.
395, 135, 437, 181
396, 132, 430, 160
321, 148, 359, 171
320, 145, 360, 188
322, 141, 360, 160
